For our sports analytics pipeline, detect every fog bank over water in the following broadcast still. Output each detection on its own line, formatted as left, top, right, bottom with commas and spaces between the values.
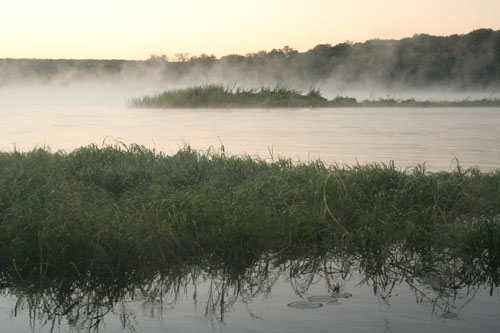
1, 29, 500, 103
0, 77, 498, 110
0, 81, 158, 107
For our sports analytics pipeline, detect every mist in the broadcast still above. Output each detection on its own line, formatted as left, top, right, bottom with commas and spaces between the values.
1, 28, 499, 107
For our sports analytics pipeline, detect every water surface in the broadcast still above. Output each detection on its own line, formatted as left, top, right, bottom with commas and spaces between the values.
1, 104, 499, 171
1, 254, 498, 332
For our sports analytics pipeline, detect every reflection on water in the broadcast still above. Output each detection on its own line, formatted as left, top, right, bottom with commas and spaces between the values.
1, 105, 500, 171
1, 249, 499, 332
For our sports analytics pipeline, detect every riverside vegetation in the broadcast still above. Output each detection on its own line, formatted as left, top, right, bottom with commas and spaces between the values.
0, 143, 499, 282
130, 85, 500, 108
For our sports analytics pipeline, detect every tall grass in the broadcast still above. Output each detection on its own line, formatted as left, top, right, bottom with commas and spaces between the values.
130, 85, 327, 108
130, 84, 500, 108
0, 144, 499, 279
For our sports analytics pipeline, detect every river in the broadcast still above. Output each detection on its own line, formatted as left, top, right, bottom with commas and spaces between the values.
1, 104, 499, 171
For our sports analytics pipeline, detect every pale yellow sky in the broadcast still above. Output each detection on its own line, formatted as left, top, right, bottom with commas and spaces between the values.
1, 0, 499, 60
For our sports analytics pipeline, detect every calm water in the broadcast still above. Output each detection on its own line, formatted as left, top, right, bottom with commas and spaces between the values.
1, 105, 500, 171
1, 255, 499, 333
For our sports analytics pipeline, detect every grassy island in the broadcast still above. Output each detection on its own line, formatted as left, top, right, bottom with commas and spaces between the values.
0, 144, 499, 280
130, 85, 500, 108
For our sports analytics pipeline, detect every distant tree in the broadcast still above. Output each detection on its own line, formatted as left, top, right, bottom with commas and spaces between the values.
280, 46, 298, 59
174, 53, 189, 62
147, 54, 169, 63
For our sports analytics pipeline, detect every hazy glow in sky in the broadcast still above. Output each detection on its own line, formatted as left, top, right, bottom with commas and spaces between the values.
1, 0, 499, 59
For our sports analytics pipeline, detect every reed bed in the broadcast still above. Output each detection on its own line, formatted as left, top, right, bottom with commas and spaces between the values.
0, 144, 498, 279
130, 85, 500, 108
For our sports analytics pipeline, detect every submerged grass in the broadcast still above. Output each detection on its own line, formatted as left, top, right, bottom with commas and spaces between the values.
130, 84, 500, 108
0, 144, 499, 279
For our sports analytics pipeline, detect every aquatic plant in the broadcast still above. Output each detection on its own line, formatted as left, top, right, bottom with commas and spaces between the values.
130, 85, 328, 108
0, 144, 499, 280
130, 85, 500, 108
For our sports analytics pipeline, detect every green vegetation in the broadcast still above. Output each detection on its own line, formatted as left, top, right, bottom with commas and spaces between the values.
130, 85, 328, 108
1, 144, 499, 281
130, 84, 500, 108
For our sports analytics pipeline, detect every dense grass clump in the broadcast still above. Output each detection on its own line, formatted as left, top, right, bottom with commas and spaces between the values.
0, 144, 499, 279
130, 85, 328, 108
130, 84, 500, 108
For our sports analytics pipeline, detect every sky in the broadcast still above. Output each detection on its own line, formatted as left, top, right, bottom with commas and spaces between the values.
1, 0, 499, 60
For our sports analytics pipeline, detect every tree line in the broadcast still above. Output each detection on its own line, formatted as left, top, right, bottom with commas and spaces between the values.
1, 29, 499, 89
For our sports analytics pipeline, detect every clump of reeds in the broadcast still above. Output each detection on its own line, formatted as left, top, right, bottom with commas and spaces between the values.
0, 144, 498, 279
130, 84, 500, 108
130, 85, 328, 108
